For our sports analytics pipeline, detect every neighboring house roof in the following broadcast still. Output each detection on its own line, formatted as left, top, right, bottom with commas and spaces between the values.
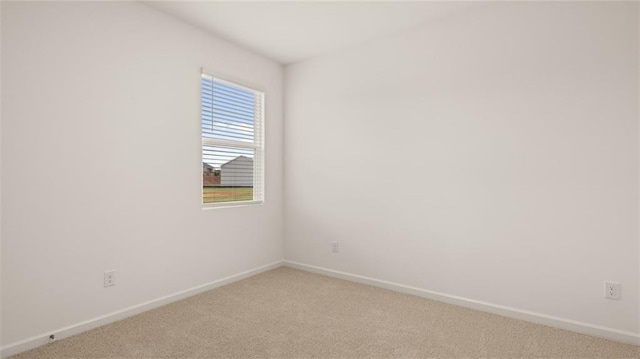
203, 162, 215, 171
221, 156, 253, 168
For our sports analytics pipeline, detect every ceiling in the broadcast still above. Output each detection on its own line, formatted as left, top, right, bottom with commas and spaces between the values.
145, 1, 481, 65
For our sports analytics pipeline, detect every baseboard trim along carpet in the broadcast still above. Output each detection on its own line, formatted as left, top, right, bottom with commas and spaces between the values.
0, 260, 284, 359
283, 260, 640, 347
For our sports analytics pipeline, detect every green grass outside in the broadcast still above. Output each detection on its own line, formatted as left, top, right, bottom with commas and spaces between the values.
203, 187, 253, 203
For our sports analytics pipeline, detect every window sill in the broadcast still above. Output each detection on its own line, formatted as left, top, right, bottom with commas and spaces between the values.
202, 200, 263, 210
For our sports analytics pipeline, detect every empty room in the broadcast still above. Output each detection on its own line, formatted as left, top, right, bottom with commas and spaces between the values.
1, 1, 640, 358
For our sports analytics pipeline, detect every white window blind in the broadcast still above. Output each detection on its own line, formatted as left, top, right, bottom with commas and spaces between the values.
201, 73, 264, 205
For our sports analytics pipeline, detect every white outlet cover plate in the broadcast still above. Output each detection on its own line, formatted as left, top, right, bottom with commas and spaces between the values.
104, 271, 116, 287
604, 282, 620, 300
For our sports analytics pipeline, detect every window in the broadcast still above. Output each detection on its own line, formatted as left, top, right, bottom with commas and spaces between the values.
201, 73, 264, 206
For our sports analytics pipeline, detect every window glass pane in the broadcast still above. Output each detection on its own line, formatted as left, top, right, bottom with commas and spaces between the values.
202, 145, 255, 203
201, 75, 263, 206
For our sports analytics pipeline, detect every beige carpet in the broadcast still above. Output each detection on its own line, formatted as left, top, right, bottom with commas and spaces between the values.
10, 267, 640, 359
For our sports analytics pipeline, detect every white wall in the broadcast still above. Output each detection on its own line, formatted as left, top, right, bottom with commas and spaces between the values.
1, 1, 283, 347
0, 0, 3, 348
285, 1, 639, 335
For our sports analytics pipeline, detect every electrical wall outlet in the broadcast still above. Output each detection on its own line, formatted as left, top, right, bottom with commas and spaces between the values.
104, 271, 116, 287
604, 282, 620, 300
331, 241, 339, 254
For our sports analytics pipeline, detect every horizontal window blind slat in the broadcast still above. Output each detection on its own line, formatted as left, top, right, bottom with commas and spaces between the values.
201, 105, 255, 122
203, 134, 254, 142
201, 114, 254, 127
202, 137, 258, 149
212, 82, 255, 100
210, 113, 255, 125
202, 118, 254, 129
204, 125, 255, 139
203, 95, 256, 110
202, 127, 254, 137
202, 100, 255, 112
201, 106, 255, 121
210, 100, 255, 113
212, 108, 254, 121
202, 92, 255, 107
203, 131, 254, 140
202, 90, 256, 107
205, 84, 262, 99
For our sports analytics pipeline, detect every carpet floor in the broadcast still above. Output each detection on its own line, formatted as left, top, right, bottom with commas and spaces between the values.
10, 267, 640, 359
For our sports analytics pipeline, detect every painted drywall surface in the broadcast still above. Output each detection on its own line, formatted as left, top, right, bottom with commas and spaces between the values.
284, 2, 639, 333
0, 0, 3, 347
1, 2, 283, 346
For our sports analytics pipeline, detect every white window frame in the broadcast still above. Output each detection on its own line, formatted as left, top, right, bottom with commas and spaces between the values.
201, 73, 265, 208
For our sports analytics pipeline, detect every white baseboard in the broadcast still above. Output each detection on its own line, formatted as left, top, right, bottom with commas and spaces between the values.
1, 260, 284, 359
284, 260, 640, 347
